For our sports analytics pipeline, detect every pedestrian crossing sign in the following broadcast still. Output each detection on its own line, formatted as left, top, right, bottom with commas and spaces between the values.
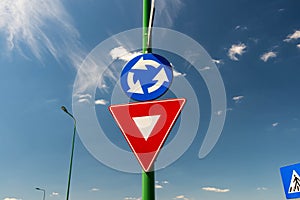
280, 163, 300, 199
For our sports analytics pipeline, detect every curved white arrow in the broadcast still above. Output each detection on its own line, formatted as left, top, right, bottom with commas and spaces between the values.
132, 57, 161, 70
127, 72, 144, 94
147, 68, 169, 93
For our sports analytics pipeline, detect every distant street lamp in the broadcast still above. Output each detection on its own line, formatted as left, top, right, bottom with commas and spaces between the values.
61, 106, 77, 200
35, 187, 46, 200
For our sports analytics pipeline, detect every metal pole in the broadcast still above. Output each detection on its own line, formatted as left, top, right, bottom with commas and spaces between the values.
142, 1, 155, 200
61, 106, 77, 200
43, 189, 45, 200
143, 0, 151, 54
35, 187, 46, 200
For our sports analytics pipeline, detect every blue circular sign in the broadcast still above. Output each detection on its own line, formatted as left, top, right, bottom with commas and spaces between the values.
120, 53, 173, 101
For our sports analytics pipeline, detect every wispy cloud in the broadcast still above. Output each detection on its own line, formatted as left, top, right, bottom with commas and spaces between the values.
272, 122, 279, 127
234, 25, 248, 31
174, 195, 189, 200
155, 180, 169, 188
155, 0, 185, 27
76, 94, 92, 104
297, 44, 300, 48
257, 187, 268, 191
284, 30, 300, 42
109, 46, 142, 62
170, 63, 186, 77
124, 197, 141, 200
212, 59, 224, 64
3, 198, 22, 200
50, 192, 59, 197
199, 66, 211, 71
216, 110, 224, 116
202, 187, 230, 193
228, 43, 247, 61
89, 188, 100, 192
260, 51, 277, 62
0, 0, 84, 68
232, 95, 244, 103
173, 69, 186, 77
95, 99, 108, 105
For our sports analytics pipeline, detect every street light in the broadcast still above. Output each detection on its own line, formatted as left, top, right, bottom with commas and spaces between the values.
61, 106, 77, 200
35, 187, 46, 200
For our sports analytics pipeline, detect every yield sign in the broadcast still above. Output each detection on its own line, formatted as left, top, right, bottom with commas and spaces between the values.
109, 98, 186, 172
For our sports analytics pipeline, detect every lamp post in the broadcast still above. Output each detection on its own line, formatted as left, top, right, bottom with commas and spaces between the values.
35, 187, 46, 200
61, 106, 77, 200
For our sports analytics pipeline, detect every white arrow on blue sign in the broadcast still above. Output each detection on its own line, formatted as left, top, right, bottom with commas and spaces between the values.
120, 53, 173, 101
280, 163, 300, 199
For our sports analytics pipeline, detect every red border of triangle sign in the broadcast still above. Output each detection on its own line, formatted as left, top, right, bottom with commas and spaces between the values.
108, 54, 186, 172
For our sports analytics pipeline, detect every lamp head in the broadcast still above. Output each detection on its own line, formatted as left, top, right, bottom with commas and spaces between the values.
61, 106, 68, 113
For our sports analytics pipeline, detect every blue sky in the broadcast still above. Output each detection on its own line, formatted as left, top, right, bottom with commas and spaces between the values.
0, 0, 300, 200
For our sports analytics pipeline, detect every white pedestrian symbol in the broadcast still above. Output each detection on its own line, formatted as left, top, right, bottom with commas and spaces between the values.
289, 170, 300, 193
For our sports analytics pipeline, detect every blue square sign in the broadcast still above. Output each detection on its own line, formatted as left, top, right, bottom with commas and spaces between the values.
280, 163, 300, 199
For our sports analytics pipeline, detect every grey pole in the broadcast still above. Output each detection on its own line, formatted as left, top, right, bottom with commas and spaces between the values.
35, 187, 46, 200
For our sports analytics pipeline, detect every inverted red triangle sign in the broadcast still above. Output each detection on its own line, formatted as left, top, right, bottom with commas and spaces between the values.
109, 98, 186, 172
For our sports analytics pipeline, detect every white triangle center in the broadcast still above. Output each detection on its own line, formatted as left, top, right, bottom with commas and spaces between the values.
289, 170, 300, 193
132, 115, 160, 141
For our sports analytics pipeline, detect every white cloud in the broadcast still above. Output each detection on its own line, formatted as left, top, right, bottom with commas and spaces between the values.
0, 0, 84, 68
78, 98, 90, 103
109, 46, 142, 62
50, 192, 59, 197
124, 197, 141, 200
170, 63, 186, 77
98, 83, 109, 89
284, 30, 300, 42
216, 110, 223, 116
174, 195, 189, 200
257, 187, 268, 191
162, 180, 169, 184
202, 187, 230, 193
89, 188, 100, 192
297, 44, 300, 48
95, 99, 108, 105
4, 198, 22, 200
199, 66, 211, 71
78, 94, 92, 99
173, 69, 186, 77
232, 95, 244, 103
212, 59, 223, 64
234, 25, 248, 31
155, 184, 163, 189
272, 122, 279, 127
76, 93, 92, 104
260, 51, 277, 62
227, 108, 233, 112
155, 0, 184, 27
228, 43, 247, 61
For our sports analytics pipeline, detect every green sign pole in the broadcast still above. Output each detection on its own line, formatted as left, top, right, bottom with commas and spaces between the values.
142, 1, 155, 200
143, 0, 151, 54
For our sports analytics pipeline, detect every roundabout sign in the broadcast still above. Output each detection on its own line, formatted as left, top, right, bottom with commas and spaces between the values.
120, 53, 173, 101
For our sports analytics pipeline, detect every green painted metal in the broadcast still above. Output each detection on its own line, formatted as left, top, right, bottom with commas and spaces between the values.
142, 1, 155, 200
66, 119, 76, 200
143, 0, 151, 54
142, 169, 155, 200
